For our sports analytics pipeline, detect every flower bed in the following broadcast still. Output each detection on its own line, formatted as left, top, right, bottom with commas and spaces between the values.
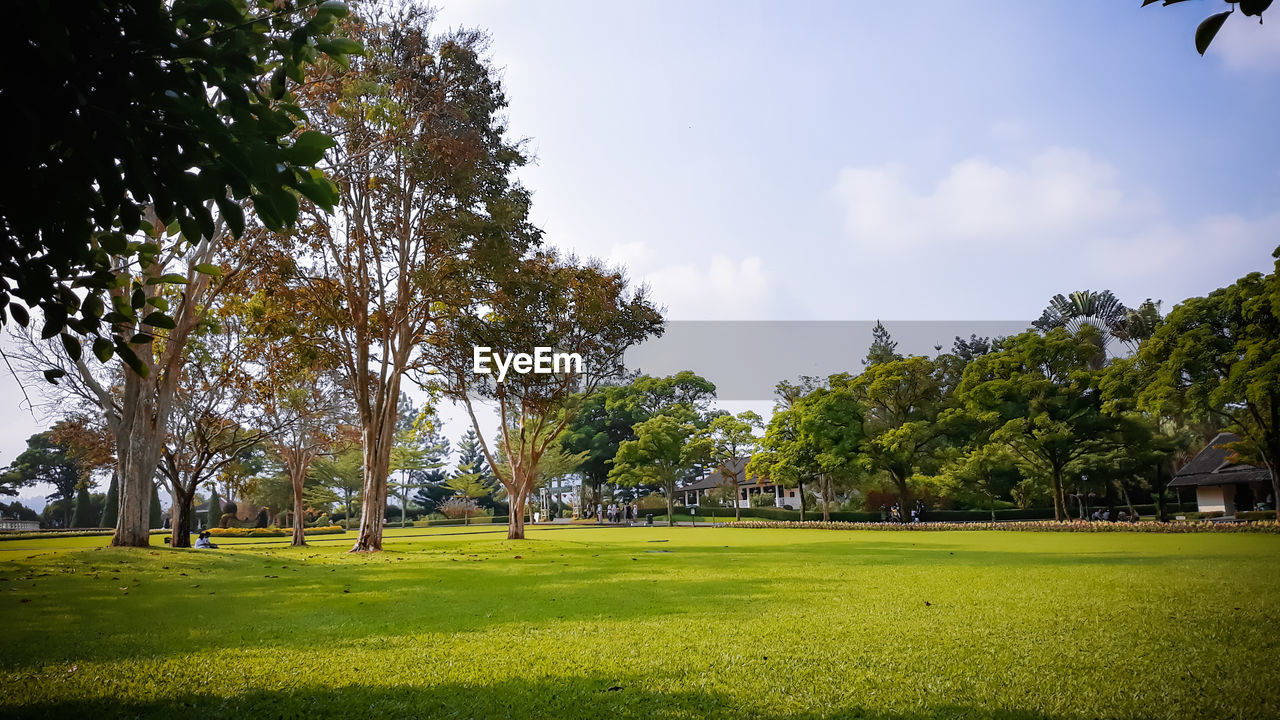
724, 519, 1280, 533
206, 525, 346, 537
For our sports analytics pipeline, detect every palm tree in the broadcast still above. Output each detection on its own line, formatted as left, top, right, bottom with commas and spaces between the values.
1033, 289, 1129, 367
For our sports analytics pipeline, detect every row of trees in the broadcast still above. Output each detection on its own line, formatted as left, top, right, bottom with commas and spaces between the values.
4, 3, 663, 548
744, 259, 1279, 522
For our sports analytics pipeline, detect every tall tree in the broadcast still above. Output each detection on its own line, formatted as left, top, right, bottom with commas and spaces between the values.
1, 1, 354, 355
863, 321, 901, 367
290, 7, 539, 551
1, 433, 82, 527
310, 450, 364, 529
959, 327, 1120, 520
705, 412, 763, 521
841, 356, 951, 507
611, 413, 710, 523
1033, 290, 1129, 368
432, 250, 662, 539
1135, 258, 1280, 519
99, 473, 120, 528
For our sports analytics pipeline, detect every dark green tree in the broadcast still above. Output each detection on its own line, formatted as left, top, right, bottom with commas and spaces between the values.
1, 433, 82, 527
863, 321, 901, 367
149, 483, 162, 530
99, 473, 120, 528
71, 485, 95, 528
206, 487, 222, 530
1, 0, 357, 362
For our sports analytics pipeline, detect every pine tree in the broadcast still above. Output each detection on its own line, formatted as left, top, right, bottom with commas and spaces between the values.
206, 487, 222, 529
148, 483, 162, 529
71, 485, 94, 528
100, 472, 119, 528
455, 430, 492, 484
864, 320, 901, 367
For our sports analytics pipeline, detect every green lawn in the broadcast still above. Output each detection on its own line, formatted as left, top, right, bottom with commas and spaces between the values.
1, 526, 1278, 719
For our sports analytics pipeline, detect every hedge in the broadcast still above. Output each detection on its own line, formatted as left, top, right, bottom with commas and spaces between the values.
725, 519, 1280, 534
693, 506, 1061, 523
206, 525, 346, 537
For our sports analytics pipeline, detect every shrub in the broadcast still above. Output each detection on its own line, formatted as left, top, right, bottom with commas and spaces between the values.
206, 525, 345, 538
1237, 510, 1275, 521
724, 520, 1280, 534
218, 512, 237, 529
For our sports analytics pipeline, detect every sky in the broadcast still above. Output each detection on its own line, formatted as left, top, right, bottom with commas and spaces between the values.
3, 0, 1278, 509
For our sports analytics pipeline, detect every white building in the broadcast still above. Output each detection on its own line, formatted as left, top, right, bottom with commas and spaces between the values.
679, 457, 801, 509
1168, 432, 1275, 516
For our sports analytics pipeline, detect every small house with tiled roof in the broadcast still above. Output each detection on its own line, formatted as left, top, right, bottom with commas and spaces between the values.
1168, 432, 1274, 516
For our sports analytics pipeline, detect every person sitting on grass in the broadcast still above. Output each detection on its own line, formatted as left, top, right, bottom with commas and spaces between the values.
194, 531, 219, 549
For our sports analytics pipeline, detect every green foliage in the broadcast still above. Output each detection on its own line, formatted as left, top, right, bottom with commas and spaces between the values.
206, 488, 222, 530
97, 471, 119, 527
1135, 258, 1280, 517
70, 487, 95, 529
1, 433, 82, 524
863, 320, 900, 367
610, 414, 710, 520
2, 0, 357, 365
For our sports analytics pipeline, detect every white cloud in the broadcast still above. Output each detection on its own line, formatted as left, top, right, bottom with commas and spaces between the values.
607, 244, 778, 320
828, 147, 1278, 318
1214, 15, 1280, 72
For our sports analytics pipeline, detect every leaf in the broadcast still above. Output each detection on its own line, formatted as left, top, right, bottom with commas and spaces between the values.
9, 303, 29, 326
128, 333, 155, 344
215, 196, 246, 237
115, 344, 148, 378
43, 369, 65, 384
147, 273, 189, 285
1195, 11, 1232, 55
99, 233, 128, 255
1240, 0, 1272, 16
194, 263, 223, 278
285, 130, 337, 166
81, 294, 104, 320
60, 333, 82, 362
92, 337, 114, 363
142, 312, 177, 330
316, 38, 363, 57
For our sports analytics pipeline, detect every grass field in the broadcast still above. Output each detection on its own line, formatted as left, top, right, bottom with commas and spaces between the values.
1, 526, 1278, 719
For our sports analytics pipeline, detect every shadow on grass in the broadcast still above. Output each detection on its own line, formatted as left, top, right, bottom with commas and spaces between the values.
1, 677, 1092, 720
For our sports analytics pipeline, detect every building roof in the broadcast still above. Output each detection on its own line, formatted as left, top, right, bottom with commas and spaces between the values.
1168, 432, 1272, 488
681, 457, 775, 492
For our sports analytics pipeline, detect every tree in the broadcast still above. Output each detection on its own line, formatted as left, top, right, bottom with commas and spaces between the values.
1142, 0, 1273, 56
1033, 290, 1130, 368
1135, 258, 1280, 519
863, 321, 900, 367
1, 0, 353, 355
842, 356, 952, 507
99, 473, 120, 528
431, 251, 663, 539
705, 412, 763, 521
149, 482, 162, 530
206, 487, 222, 530
796, 387, 868, 521
310, 450, 364, 529
959, 327, 1120, 521
1, 433, 82, 527
610, 414, 710, 523
288, 6, 540, 552
561, 372, 717, 509
157, 322, 278, 547
935, 444, 1021, 521
71, 485, 95, 528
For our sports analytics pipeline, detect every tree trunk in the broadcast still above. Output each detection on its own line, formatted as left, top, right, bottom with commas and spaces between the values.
351, 416, 395, 552
1050, 468, 1064, 522
171, 490, 193, 548
508, 492, 526, 539
798, 479, 806, 521
111, 427, 163, 547
291, 479, 307, 547
733, 479, 741, 522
